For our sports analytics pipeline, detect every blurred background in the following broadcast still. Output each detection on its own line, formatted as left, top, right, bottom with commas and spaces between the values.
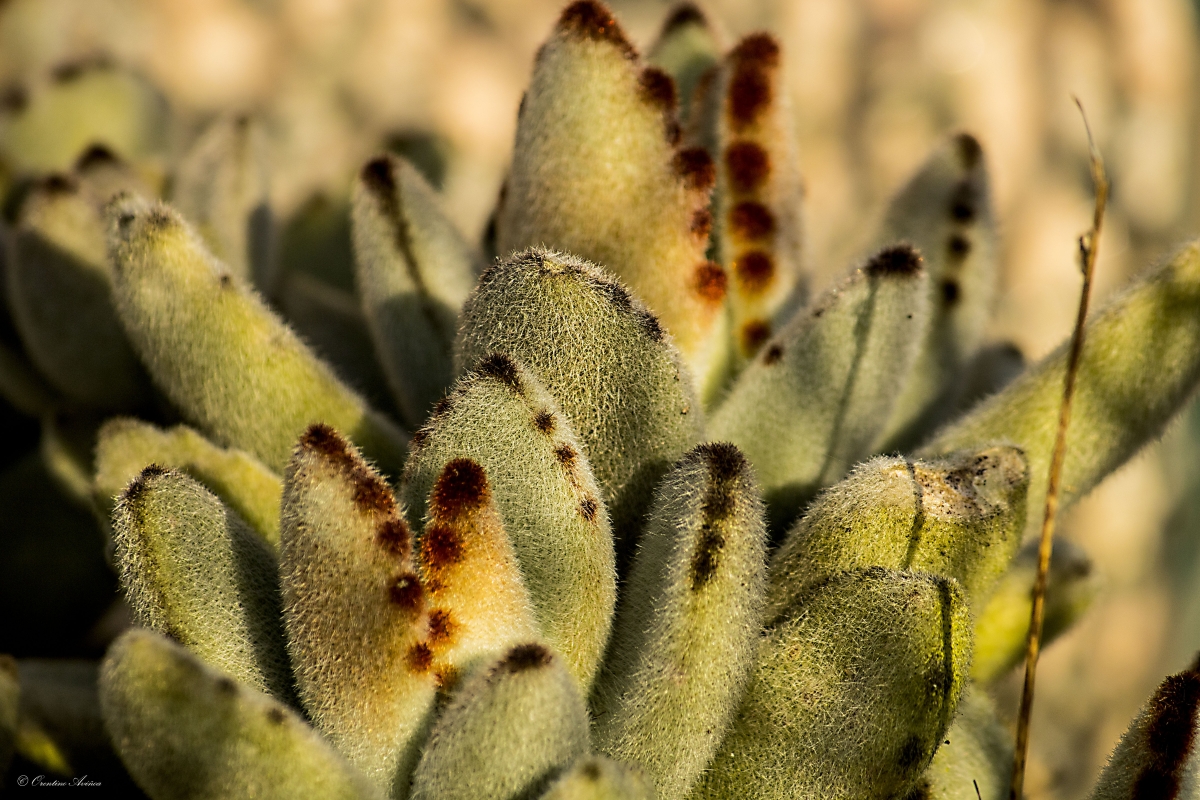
1, 0, 1200, 797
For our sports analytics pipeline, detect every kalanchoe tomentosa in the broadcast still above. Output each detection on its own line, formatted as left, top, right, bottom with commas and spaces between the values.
1, 2, 1199, 799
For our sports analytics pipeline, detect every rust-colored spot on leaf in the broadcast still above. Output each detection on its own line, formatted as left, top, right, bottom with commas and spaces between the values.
300, 423, 354, 469
725, 140, 770, 193
430, 458, 490, 518
947, 234, 971, 260
499, 643, 553, 673
377, 517, 411, 556
741, 321, 772, 354
422, 522, 466, 570
406, 642, 434, 673
388, 572, 424, 613
555, 443, 578, 469
727, 34, 779, 130
690, 522, 726, 590
728, 201, 775, 240
360, 156, 396, 201
558, 0, 636, 59
690, 207, 713, 239
949, 180, 978, 223
535, 410, 555, 434
694, 261, 728, 304
639, 67, 678, 112
865, 244, 922, 278
353, 472, 397, 516
734, 251, 775, 293
579, 496, 599, 522
762, 341, 783, 364
426, 609, 457, 646
674, 147, 716, 191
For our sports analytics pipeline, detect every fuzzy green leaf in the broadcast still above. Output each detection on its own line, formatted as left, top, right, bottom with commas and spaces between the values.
921, 239, 1200, 538
766, 446, 1028, 620
648, 5, 722, 126
352, 154, 481, 428
409, 643, 590, 800
8, 175, 150, 409
971, 537, 1097, 685
907, 685, 1011, 800
94, 417, 282, 546
456, 248, 702, 560
111, 466, 293, 700
99, 629, 384, 800
592, 442, 766, 798
496, 1, 729, 396
541, 755, 655, 800
402, 355, 615, 690
173, 114, 276, 289
710, 245, 929, 529
106, 195, 408, 476
693, 568, 971, 800
874, 133, 998, 451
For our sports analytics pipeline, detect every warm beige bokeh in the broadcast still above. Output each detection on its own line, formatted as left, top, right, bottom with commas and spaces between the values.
3, 0, 1200, 796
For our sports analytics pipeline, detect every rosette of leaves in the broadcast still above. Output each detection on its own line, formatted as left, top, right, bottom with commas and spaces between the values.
0, 2, 1199, 799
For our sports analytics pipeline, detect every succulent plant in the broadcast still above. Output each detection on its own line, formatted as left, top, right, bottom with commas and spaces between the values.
2, 1, 1200, 799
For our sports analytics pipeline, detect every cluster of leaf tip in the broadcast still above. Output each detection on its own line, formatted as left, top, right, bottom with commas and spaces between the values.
2, 1, 1200, 799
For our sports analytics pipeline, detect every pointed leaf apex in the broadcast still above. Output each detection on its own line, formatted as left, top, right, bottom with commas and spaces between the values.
954, 132, 984, 169
497, 643, 554, 674
557, 1, 636, 58
75, 143, 120, 170
360, 155, 397, 200
662, 3, 709, 34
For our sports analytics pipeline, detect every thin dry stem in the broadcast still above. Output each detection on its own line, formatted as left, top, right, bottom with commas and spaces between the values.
1009, 98, 1109, 800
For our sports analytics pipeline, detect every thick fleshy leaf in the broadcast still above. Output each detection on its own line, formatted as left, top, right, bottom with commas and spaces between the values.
693, 568, 971, 800
541, 755, 654, 800
710, 245, 929, 529
352, 154, 480, 427
907, 686, 1011, 800
496, 1, 729, 396
409, 644, 590, 800
403, 355, 614, 690
648, 4, 722, 126
593, 442, 766, 799
921, 239, 1200, 539
111, 467, 292, 700
106, 195, 408, 477
456, 248, 702, 559
99, 630, 383, 800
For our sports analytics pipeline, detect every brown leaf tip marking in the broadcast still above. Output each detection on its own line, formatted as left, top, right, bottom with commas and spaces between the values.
734, 251, 775, 293
690, 207, 713, 238
954, 133, 983, 170
361, 155, 397, 201
1132, 664, 1200, 800
638, 309, 665, 342
121, 463, 171, 506
376, 517, 411, 557
579, 496, 599, 522
699, 441, 748, 485
421, 522, 465, 571
725, 140, 770, 193
694, 262, 728, 304
639, 67, 678, 112
674, 147, 716, 191
558, 1, 636, 59
535, 410, 556, 434
662, 3, 707, 34
689, 443, 746, 591
727, 33, 780, 130
430, 458, 490, 519
302, 423, 399, 516
75, 143, 119, 171
406, 642, 434, 673
865, 244, 923, 278
476, 353, 524, 394
729, 201, 775, 240
426, 609, 457, 647
498, 643, 553, 673
388, 572, 425, 613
